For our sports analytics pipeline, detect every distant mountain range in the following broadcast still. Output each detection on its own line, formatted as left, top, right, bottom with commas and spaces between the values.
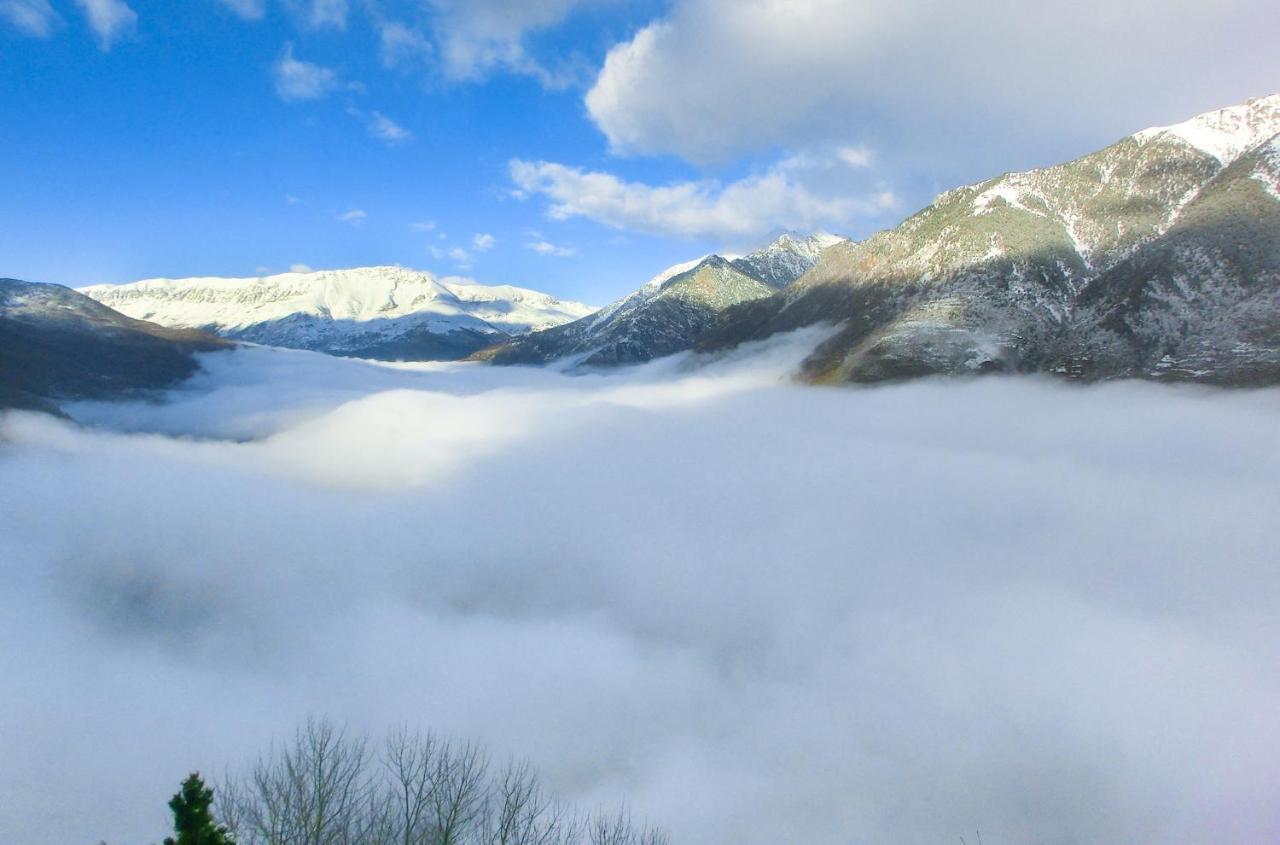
5, 94, 1279, 412
80, 266, 595, 361
475, 233, 846, 366
0, 278, 228, 413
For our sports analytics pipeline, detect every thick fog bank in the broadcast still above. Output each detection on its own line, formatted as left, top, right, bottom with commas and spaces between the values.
2, 342, 1278, 844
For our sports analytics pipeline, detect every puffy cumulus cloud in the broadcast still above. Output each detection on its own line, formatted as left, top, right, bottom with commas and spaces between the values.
74, 0, 135, 50
272, 42, 347, 100
585, 0, 1280, 168
509, 157, 897, 241
426, 0, 602, 85
0, 0, 60, 36
472, 232, 497, 251
2, 342, 1280, 845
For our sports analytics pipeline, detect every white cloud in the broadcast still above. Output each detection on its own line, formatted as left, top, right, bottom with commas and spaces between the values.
308, 0, 347, 29
3, 347, 1280, 845
448, 246, 471, 267
509, 157, 896, 241
0, 0, 59, 36
288, 262, 314, 273
836, 146, 872, 169
367, 111, 412, 145
411, 220, 437, 232
472, 233, 496, 252
285, 194, 302, 205
378, 20, 433, 71
336, 209, 367, 224
273, 43, 345, 101
585, 0, 1280, 167
216, 0, 265, 20
426, 0, 599, 85
74, 0, 136, 50
526, 239, 577, 257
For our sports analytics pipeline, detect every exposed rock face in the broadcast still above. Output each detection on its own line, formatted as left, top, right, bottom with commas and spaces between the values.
0, 278, 230, 412
699, 94, 1280, 386
80, 266, 595, 361
729, 233, 847, 289
477, 234, 846, 367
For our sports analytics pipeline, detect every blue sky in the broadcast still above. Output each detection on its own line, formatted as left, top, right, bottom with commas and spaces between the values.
3, 0, 1277, 304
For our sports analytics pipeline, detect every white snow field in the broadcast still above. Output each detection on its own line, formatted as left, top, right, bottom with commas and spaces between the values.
1, 337, 1278, 845
79, 265, 596, 354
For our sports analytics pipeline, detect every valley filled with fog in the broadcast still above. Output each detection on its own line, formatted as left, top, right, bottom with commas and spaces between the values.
2, 338, 1279, 845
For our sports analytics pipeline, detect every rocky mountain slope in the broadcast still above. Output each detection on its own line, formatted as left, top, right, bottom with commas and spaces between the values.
80, 266, 595, 361
1, 278, 229, 412
477, 233, 845, 366
699, 94, 1280, 385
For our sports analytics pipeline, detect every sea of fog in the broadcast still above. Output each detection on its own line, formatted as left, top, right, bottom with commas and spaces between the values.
2, 334, 1279, 845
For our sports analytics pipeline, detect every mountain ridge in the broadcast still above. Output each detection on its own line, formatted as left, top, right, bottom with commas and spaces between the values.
697, 93, 1280, 386
476, 233, 847, 367
80, 266, 596, 361
1, 278, 230, 412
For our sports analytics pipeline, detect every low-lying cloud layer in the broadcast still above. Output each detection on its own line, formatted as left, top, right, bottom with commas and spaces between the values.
2, 342, 1279, 844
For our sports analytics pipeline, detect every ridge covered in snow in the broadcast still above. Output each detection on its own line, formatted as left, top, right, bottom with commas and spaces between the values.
1134, 93, 1280, 165
80, 266, 596, 360
479, 232, 845, 367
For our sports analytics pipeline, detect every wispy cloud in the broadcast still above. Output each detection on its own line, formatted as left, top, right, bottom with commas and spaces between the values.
431, 244, 472, 268
308, 0, 347, 29
526, 238, 576, 257
216, 0, 264, 20
0, 0, 60, 37
336, 209, 367, 225
273, 43, 347, 101
378, 20, 433, 72
472, 233, 496, 252
74, 0, 135, 50
428, 0, 597, 87
367, 111, 412, 145
509, 157, 897, 241
411, 221, 437, 232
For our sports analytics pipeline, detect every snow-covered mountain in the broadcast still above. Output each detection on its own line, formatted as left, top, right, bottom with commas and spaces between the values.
700, 93, 1280, 386
1, 278, 228, 412
80, 266, 596, 361
729, 232, 847, 288
477, 233, 847, 366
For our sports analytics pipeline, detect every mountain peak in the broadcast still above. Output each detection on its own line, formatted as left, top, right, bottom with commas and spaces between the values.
731, 232, 848, 289
1134, 92, 1280, 164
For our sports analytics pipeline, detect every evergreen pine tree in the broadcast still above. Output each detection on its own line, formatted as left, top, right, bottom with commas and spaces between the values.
163, 773, 235, 845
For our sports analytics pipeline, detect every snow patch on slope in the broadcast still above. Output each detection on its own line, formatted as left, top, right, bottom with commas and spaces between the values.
80, 266, 596, 341
586, 256, 708, 333
1135, 93, 1280, 165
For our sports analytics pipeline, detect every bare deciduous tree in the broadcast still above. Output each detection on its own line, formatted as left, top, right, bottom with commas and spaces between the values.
587, 809, 668, 845
216, 721, 665, 845
484, 761, 577, 845
221, 719, 373, 845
